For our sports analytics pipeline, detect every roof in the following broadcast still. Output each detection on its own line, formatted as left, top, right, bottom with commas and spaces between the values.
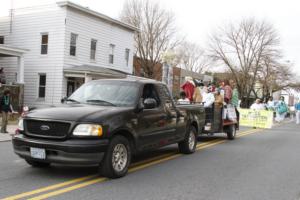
0, 44, 29, 57
57, 1, 138, 32
64, 64, 129, 78
91, 76, 163, 85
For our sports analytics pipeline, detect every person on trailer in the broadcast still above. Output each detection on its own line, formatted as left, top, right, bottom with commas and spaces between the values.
223, 80, 233, 104
202, 86, 215, 107
193, 81, 203, 104
214, 89, 224, 109
177, 91, 190, 105
181, 76, 195, 102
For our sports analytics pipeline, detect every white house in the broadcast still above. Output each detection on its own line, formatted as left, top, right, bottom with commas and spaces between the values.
0, 1, 136, 107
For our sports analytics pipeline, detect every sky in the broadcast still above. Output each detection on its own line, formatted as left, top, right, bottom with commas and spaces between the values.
1, 0, 299, 75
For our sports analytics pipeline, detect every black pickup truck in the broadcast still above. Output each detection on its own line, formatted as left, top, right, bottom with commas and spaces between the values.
13, 78, 205, 178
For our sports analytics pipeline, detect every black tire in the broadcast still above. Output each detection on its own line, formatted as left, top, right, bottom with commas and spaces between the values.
178, 126, 197, 154
100, 135, 131, 179
226, 125, 236, 140
25, 159, 50, 168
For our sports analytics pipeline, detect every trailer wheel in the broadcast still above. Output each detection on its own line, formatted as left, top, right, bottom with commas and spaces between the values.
178, 126, 197, 154
226, 125, 236, 140
100, 135, 131, 178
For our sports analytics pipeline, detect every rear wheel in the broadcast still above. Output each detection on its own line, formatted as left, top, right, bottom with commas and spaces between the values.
226, 125, 236, 140
25, 159, 50, 168
100, 135, 131, 178
178, 126, 197, 154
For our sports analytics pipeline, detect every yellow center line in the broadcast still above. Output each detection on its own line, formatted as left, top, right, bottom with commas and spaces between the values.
1, 128, 262, 200
27, 178, 108, 200
1, 175, 98, 200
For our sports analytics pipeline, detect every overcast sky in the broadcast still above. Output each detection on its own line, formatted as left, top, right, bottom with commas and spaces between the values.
1, 0, 299, 75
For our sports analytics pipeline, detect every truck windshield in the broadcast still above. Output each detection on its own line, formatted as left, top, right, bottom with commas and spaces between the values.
68, 81, 139, 107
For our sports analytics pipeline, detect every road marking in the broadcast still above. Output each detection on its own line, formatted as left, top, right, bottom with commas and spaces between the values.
2, 128, 263, 200
27, 178, 108, 200
1, 175, 98, 200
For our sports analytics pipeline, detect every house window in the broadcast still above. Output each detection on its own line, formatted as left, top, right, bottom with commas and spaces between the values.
0, 36, 4, 44
41, 34, 48, 54
125, 48, 130, 66
90, 39, 97, 60
70, 33, 78, 56
38, 74, 46, 98
109, 44, 115, 64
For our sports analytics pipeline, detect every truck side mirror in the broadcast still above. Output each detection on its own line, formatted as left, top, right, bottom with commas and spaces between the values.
135, 99, 144, 113
61, 96, 67, 103
144, 98, 157, 109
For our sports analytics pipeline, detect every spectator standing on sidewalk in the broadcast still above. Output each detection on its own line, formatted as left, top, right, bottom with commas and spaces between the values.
1, 89, 13, 133
295, 99, 300, 125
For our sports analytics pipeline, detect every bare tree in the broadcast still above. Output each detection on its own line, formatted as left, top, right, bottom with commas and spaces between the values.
175, 41, 210, 73
209, 18, 281, 107
120, 0, 179, 78
257, 59, 300, 96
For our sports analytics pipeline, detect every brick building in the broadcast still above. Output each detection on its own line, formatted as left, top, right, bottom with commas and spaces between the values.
133, 57, 181, 97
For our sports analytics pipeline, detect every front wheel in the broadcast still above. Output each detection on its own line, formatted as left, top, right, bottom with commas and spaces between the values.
100, 135, 131, 178
226, 125, 236, 140
178, 126, 197, 154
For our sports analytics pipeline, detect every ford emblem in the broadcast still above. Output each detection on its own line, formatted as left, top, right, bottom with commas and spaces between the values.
40, 125, 50, 131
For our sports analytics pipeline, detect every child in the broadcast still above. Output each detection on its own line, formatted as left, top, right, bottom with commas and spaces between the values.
177, 91, 190, 105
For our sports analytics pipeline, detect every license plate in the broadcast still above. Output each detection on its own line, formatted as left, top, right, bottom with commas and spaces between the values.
30, 147, 46, 159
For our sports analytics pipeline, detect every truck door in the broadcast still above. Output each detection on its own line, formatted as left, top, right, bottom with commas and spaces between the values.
156, 84, 181, 143
137, 84, 170, 150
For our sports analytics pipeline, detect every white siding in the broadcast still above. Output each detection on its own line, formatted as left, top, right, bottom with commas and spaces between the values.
0, 3, 135, 107
0, 4, 66, 107
64, 7, 134, 74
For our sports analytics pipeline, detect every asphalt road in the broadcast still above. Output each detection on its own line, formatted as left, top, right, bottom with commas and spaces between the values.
1, 122, 300, 200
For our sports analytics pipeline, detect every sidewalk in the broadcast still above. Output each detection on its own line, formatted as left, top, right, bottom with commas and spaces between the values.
0, 125, 18, 142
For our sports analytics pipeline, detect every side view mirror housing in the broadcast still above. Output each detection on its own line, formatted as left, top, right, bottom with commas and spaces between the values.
135, 99, 144, 113
144, 98, 157, 109
61, 96, 67, 103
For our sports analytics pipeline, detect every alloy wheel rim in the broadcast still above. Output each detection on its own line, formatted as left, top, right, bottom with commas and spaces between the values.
188, 131, 196, 150
112, 144, 128, 172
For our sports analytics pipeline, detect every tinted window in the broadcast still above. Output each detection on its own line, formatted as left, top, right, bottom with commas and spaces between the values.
69, 81, 139, 107
142, 84, 160, 107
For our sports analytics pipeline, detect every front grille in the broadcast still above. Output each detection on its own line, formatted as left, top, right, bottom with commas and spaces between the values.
25, 120, 71, 139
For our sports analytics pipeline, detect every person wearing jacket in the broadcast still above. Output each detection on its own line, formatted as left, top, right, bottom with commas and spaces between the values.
193, 82, 203, 103
214, 89, 224, 109
202, 86, 215, 107
1, 89, 13, 133
223, 80, 232, 104
275, 96, 288, 123
295, 99, 300, 124
181, 76, 195, 102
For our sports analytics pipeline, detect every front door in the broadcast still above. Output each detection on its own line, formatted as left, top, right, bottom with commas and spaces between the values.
67, 77, 84, 97
137, 84, 169, 150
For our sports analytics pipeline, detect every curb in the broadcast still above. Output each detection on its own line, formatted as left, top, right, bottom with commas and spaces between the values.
0, 134, 13, 142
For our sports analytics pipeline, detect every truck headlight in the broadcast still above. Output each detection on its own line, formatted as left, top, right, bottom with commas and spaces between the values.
73, 124, 103, 136
18, 118, 24, 131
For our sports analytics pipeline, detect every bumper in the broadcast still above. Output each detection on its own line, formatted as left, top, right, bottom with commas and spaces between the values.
12, 134, 109, 165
